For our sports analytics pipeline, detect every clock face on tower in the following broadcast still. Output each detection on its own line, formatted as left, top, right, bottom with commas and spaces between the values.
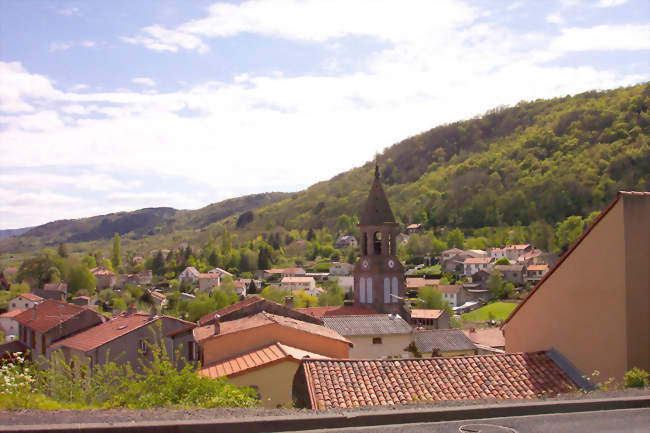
387, 259, 395, 269
362, 259, 369, 269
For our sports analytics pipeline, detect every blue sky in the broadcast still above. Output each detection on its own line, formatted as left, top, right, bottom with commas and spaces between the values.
1, 0, 649, 229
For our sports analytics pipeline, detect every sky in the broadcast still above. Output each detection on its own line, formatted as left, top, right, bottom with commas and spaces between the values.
0, 0, 649, 229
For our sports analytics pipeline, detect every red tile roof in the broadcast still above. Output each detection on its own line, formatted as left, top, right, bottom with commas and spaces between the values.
437, 285, 461, 295
194, 311, 352, 346
406, 277, 439, 289
52, 312, 193, 352
464, 257, 492, 264
297, 352, 577, 409
527, 264, 548, 272
410, 309, 444, 320
13, 300, 93, 333
296, 305, 378, 318
0, 309, 25, 318
17, 293, 44, 302
199, 342, 329, 379
463, 328, 505, 348
504, 191, 649, 325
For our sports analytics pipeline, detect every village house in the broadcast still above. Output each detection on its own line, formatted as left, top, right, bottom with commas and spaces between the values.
409, 308, 450, 330
70, 296, 91, 307
504, 244, 533, 261
461, 257, 493, 277
465, 249, 488, 258
438, 284, 464, 308
0, 309, 24, 341
147, 289, 167, 308
463, 327, 506, 353
504, 191, 650, 381
8, 293, 44, 311
441, 248, 465, 262
414, 329, 477, 357
292, 351, 584, 409
120, 270, 153, 287
281, 267, 306, 278
132, 255, 145, 264
232, 280, 248, 297
179, 266, 200, 285
525, 264, 549, 284
494, 264, 526, 286
194, 311, 351, 407
487, 247, 507, 260
32, 282, 68, 301
51, 307, 195, 372
406, 223, 422, 234
441, 252, 469, 274
198, 273, 220, 292
12, 300, 106, 360
90, 267, 117, 291
280, 276, 316, 292
405, 277, 440, 292
334, 235, 358, 249
329, 262, 354, 276
321, 314, 412, 359
207, 267, 233, 279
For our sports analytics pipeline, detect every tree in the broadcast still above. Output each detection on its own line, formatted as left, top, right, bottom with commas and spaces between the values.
102, 258, 114, 272
446, 229, 465, 249
417, 286, 452, 316
556, 215, 584, 253
111, 233, 121, 270
488, 270, 506, 300
495, 257, 511, 265
306, 228, 315, 241
57, 243, 69, 258
68, 263, 97, 297
81, 255, 97, 269
257, 243, 273, 270
152, 251, 165, 276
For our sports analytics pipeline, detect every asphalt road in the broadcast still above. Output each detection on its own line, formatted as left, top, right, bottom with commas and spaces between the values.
292, 408, 650, 433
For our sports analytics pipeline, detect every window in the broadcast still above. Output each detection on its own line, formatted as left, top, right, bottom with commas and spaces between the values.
372, 337, 382, 345
360, 278, 366, 303
138, 339, 149, 354
373, 232, 382, 255
187, 341, 196, 361
24, 303, 28, 308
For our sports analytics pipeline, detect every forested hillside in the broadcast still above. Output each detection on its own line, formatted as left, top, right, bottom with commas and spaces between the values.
1, 83, 648, 262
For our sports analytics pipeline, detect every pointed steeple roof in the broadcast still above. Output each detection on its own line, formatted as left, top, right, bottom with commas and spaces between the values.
360, 164, 396, 226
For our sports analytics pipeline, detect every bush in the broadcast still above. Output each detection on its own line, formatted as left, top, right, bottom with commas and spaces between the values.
623, 367, 649, 389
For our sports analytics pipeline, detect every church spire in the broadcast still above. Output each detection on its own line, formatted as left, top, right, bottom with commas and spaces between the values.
360, 164, 395, 226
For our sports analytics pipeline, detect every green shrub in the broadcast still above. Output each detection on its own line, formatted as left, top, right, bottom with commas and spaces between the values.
623, 367, 649, 388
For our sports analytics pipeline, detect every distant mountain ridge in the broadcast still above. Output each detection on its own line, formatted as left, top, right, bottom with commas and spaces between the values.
0, 227, 34, 240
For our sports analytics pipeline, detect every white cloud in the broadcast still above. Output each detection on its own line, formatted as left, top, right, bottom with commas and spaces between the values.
132, 77, 156, 87
122, 25, 209, 53
69, 84, 89, 92
81, 40, 96, 48
551, 24, 650, 52
49, 41, 73, 52
596, 0, 628, 7
58, 7, 80, 16
546, 13, 564, 25
0, 62, 63, 112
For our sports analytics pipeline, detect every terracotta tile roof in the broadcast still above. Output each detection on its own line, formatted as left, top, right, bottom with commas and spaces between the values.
297, 351, 578, 409
72, 296, 90, 301
414, 329, 477, 353
90, 267, 115, 276
149, 290, 167, 301
410, 309, 443, 320
463, 328, 505, 348
199, 342, 329, 379
406, 277, 436, 289
437, 285, 461, 295
506, 244, 531, 250
283, 267, 305, 274
195, 311, 352, 345
13, 300, 98, 334
503, 193, 650, 326
527, 264, 549, 272
264, 268, 285, 274
52, 312, 193, 352
199, 273, 220, 279
464, 257, 493, 264
322, 314, 412, 336
17, 293, 44, 302
0, 309, 25, 318
296, 305, 378, 318
43, 282, 67, 292
281, 276, 315, 283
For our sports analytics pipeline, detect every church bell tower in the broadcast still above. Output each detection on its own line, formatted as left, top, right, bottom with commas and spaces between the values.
353, 164, 405, 314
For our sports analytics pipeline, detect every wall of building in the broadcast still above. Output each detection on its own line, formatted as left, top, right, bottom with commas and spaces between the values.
229, 360, 299, 408
505, 199, 629, 380
201, 323, 349, 365
347, 334, 411, 359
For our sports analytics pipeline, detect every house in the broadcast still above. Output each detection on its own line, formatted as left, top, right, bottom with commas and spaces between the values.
414, 329, 477, 357
329, 262, 354, 276
504, 191, 650, 381
232, 280, 248, 297
466, 249, 488, 258
504, 244, 533, 261
32, 282, 68, 301
8, 293, 43, 311
405, 277, 440, 291
471, 268, 492, 290
70, 296, 91, 306
199, 343, 329, 408
281, 267, 306, 278
525, 264, 549, 284
179, 266, 200, 284
441, 253, 468, 274
441, 248, 465, 262
13, 300, 106, 359
207, 267, 233, 279
461, 283, 491, 303
461, 257, 493, 277
280, 276, 316, 292
198, 296, 324, 326
406, 223, 422, 234
438, 284, 463, 308
292, 351, 584, 409
51, 308, 195, 372
332, 275, 353, 292
120, 270, 153, 287
147, 289, 167, 308
410, 309, 450, 329
296, 304, 378, 318
180, 292, 195, 301
463, 327, 506, 352
0, 309, 24, 341
90, 267, 117, 291
198, 273, 220, 292
334, 235, 358, 249
302, 286, 324, 297
194, 312, 351, 407
321, 314, 412, 359
487, 247, 507, 260
494, 264, 526, 286
262, 268, 285, 279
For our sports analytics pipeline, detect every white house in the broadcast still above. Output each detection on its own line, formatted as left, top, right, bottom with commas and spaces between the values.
462, 257, 493, 277
438, 285, 462, 307
281, 276, 316, 292
0, 309, 24, 340
179, 266, 200, 284
8, 293, 44, 311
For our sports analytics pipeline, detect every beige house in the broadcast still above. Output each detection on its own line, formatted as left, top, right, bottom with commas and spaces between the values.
504, 191, 650, 381
0, 309, 24, 341
198, 273, 220, 292
179, 266, 200, 284
90, 267, 117, 291
525, 264, 548, 284
410, 308, 450, 329
280, 276, 315, 292
322, 314, 412, 359
8, 293, 44, 311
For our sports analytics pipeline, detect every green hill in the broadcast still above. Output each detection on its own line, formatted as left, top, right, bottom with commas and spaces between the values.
1, 83, 648, 262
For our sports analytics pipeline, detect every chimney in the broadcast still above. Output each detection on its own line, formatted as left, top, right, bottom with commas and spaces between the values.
126, 303, 137, 315
213, 314, 220, 335
284, 296, 294, 309
149, 304, 158, 319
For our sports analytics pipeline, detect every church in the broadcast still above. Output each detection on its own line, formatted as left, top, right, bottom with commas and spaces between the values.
353, 165, 407, 316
